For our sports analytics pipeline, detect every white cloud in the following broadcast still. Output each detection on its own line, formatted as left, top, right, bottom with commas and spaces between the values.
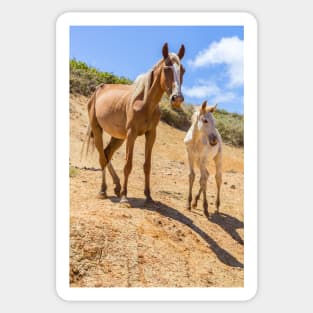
188, 36, 243, 87
182, 81, 236, 104
182, 82, 219, 98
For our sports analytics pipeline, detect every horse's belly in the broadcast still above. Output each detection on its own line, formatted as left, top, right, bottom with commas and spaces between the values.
101, 122, 127, 139
95, 95, 128, 139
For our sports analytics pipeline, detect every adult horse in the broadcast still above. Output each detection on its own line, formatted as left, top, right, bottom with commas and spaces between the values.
86, 43, 185, 204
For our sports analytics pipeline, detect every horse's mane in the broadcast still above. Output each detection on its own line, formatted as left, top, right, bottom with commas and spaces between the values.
130, 71, 153, 105
130, 56, 171, 105
130, 53, 181, 105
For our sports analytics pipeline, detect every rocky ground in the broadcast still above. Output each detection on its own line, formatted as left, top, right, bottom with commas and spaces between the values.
69, 94, 244, 287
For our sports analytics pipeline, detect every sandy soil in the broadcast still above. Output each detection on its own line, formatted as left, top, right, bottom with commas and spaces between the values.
69, 94, 244, 287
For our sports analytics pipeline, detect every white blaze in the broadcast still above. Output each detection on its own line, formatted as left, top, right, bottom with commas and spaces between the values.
172, 63, 181, 94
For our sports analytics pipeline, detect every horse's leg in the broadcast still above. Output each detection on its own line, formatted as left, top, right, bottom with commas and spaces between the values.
91, 124, 108, 198
214, 151, 222, 214
104, 137, 124, 197
107, 163, 121, 197
120, 130, 137, 204
143, 128, 157, 203
186, 151, 195, 210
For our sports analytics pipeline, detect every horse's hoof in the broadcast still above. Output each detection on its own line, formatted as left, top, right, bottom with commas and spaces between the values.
120, 196, 131, 207
214, 210, 219, 215
191, 202, 197, 209
144, 197, 156, 206
97, 191, 107, 199
204, 210, 210, 218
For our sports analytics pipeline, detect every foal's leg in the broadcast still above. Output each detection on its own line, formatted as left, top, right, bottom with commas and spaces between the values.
193, 160, 209, 216
186, 151, 195, 210
192, 186, 202, 209
143, 128, 157, 203
199, 163, 209, 216
104, 137, 124, 197
214, 151, 222, 214
120, 129, 137, 204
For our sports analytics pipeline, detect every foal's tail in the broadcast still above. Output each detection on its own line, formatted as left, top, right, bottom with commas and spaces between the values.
80, 84, 104, 161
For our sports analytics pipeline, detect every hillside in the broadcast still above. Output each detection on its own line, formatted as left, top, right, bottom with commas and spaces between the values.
69, 94, 244, 287
70, 59, 243, 146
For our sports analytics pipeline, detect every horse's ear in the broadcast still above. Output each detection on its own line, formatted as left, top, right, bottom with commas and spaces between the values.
208, 103, 217, 112
201, 100, 207, 112
177, 44, 185, 60
162, 43, 169, 59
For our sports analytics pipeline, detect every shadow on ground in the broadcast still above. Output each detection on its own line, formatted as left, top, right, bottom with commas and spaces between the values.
107, 196, 243, 268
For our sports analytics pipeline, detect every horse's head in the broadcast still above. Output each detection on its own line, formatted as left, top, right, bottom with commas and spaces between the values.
198, 100, 218, 146
160, 43, 185, 109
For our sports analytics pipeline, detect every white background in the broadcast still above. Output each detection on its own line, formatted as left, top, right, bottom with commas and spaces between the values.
57, 12, 257, 302
0, 0, 312, 312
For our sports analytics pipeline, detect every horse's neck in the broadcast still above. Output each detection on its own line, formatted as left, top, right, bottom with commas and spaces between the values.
144, 69, 164, 115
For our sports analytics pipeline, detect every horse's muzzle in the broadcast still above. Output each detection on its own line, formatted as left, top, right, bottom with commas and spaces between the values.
170, 93, 184, 108
209, 133, 218, 146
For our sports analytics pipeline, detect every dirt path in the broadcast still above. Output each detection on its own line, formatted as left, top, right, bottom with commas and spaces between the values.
69, 94, 244, 287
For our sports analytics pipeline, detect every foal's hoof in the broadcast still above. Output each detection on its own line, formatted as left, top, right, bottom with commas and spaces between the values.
191, 201, 197, 209
97, 191, 107, 199
185, 203, 191, 210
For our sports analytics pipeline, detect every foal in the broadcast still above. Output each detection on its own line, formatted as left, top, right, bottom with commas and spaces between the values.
184, 101, 222, 216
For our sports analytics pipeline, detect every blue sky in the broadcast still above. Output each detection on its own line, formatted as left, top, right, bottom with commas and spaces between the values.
70, 26, 244, 113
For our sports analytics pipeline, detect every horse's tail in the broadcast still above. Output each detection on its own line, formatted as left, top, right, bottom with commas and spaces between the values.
80, 84, 104, 161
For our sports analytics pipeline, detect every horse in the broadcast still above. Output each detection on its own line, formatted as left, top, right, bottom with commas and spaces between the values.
85, 43, 185, 205
184, 100, 222, 216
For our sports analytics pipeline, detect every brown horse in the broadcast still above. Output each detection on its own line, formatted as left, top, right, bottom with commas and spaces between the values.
86, 43, 185, 204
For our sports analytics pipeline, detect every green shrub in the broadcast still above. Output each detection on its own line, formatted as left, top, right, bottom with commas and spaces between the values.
159, 96, 194, 131
70, 59, 132, 96
69, 166, 79, 177
214, 109, 244, 147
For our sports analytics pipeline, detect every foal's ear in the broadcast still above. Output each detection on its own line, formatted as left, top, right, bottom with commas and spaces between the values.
201, 100, 207, 112
162, 42, 169, 59
207, 103, 217, 112
177, 44, 185, 60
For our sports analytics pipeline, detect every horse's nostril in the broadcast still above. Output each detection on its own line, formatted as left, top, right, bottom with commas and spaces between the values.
203, 119, 208, 123
171, 94, 184, 103
209, 134, 218, 145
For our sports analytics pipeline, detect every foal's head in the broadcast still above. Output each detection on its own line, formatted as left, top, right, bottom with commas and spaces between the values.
159, 43, 185, 108
198, 100, 218, 146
